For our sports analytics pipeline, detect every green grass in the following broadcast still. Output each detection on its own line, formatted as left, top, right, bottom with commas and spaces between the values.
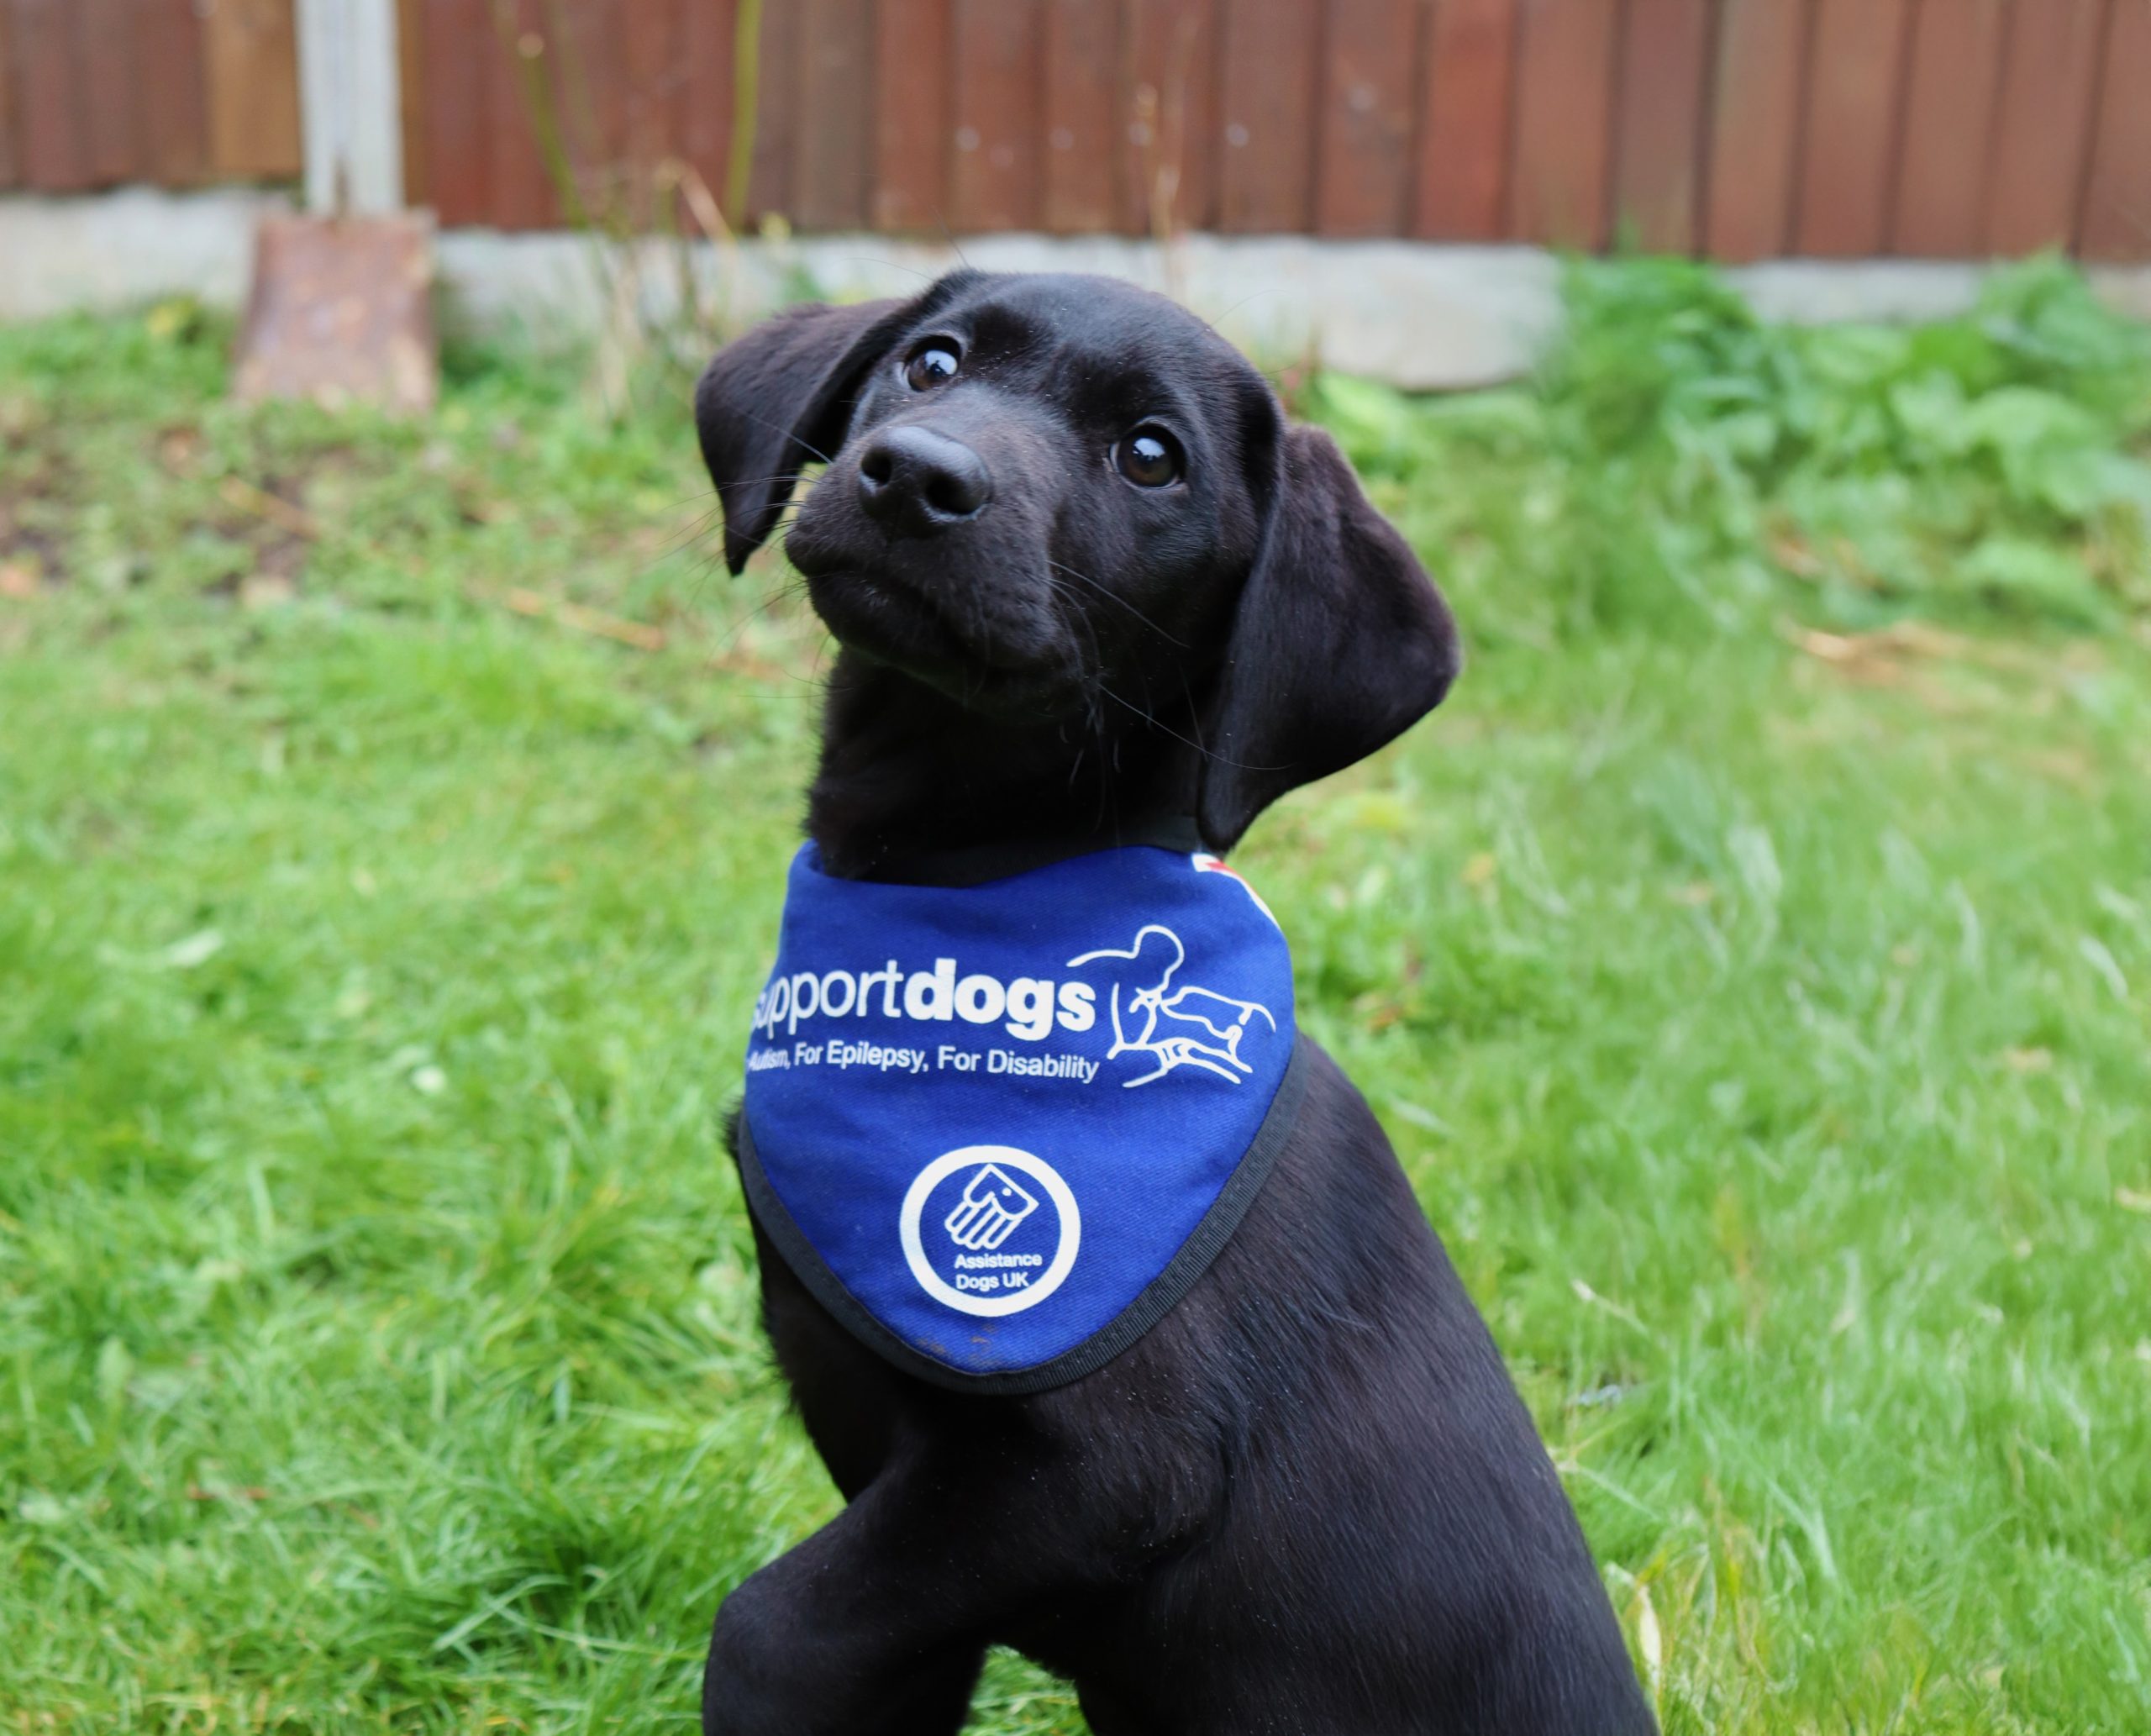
3, 267, 2149, 1734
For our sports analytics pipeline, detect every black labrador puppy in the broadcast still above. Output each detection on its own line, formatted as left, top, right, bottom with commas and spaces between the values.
695, 271, 1654, 1736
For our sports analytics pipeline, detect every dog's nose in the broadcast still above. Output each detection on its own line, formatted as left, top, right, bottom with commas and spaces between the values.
855, 427, 992, 535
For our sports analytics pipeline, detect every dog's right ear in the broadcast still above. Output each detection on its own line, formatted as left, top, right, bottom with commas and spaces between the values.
1195, 418, 1460, 852
696, 289, 944, 573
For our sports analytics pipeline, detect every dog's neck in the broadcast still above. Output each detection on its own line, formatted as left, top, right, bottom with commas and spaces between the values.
806, 653, 1204, 884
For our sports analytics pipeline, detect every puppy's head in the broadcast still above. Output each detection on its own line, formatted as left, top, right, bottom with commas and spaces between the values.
696, 271, 1459, 849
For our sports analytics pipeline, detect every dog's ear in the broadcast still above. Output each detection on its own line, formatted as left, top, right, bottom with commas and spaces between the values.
1196, 420, 1460, 851
696, 294, 924, 573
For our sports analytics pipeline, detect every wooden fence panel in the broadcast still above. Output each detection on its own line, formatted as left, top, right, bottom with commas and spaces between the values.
1043, 0, 1118, 233
1510, 0, 1618, 248
873, 0, 948, 231
1703, 0, 1810, 264
1315, 0, 1417, 237
796, 0, 875, 229
1218, 0, 1319, 233
949, 0, 1042, 231
205, 0, 303, 177
397, 0, 428, 207
0, 3, 15, 188
1892, 0, 2009, 257
1121, 0, 1217, 234
621, 0, 684, 224
2081, 0, 2151, 260
745, 0, 799, 222
12, 0, 89, 191
1794, 0, 1912, 257
560, 0, 628, 217
485, 1, 555, 231
673, 0, 735, 223
418, 0, 490, 225
1612, 0, 1710, 254
140, 0, 211, 187
1414, 0, 1516, 241
80, 0, 143, 185
1984, 0, 2106, 256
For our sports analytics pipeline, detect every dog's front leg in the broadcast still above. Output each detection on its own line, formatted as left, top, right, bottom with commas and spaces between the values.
702, 1451, 1057, 1736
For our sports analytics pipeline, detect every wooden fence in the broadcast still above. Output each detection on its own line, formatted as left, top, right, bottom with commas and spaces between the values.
0, 0, 303, 189
3, 1, 2148, 262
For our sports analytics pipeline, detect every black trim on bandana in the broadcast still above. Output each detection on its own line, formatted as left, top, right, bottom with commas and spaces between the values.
734, 1034, 1314, 1395
841, 815, 1208, 889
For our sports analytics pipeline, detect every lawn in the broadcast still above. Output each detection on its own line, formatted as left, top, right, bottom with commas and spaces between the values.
3, 264, 2148, 1734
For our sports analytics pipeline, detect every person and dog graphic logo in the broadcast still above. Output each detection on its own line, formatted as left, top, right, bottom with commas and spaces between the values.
1067, 923, 1277, 1087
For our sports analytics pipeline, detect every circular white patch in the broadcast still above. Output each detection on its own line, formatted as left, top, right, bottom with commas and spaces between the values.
899, 1145, 1081, 1317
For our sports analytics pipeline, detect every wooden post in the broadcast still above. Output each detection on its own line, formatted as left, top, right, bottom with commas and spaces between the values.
297, 0, 405, 211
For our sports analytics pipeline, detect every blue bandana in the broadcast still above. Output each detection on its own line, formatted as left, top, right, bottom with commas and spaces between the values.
738, 841, 1308, 1391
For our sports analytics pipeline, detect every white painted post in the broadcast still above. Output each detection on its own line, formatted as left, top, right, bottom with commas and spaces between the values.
297, 0, 405, 214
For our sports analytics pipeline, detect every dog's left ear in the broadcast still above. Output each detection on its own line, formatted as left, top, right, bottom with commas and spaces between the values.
696, 294, 927, 573
1196, 420, 1461, 851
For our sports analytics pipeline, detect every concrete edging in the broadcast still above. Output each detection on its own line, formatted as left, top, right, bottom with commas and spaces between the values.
4, 188, 2148, 389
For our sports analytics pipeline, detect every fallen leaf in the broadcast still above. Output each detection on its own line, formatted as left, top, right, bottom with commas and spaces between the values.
145, 299, 195, 341
497, 586, 665, 652
2078, 935, 2129, 1003
18, 1492, 70, 1525
157, 426, 203, 474
218, 476, 319, 541
160, 929, 225, 970
239, 572, 295, 609
1633, 1580, 1663, 1697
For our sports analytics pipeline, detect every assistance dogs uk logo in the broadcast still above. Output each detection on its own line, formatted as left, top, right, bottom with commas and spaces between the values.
899, 1146, 1081, 1317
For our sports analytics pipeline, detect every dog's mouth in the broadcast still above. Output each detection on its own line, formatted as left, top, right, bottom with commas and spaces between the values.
798, 561, 1081, 712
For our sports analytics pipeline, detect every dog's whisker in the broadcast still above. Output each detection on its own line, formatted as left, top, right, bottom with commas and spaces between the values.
1044, 558, 1186, 647
653, 505, 728, 564
718, 403, 839, 469
1095, 683, 1275, 772
1036, 571, 1107, 685
716, 470, 818, 494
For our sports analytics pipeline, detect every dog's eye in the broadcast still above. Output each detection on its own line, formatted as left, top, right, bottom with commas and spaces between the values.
1114, 427, 1184, 489
904, 343, 961, 392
